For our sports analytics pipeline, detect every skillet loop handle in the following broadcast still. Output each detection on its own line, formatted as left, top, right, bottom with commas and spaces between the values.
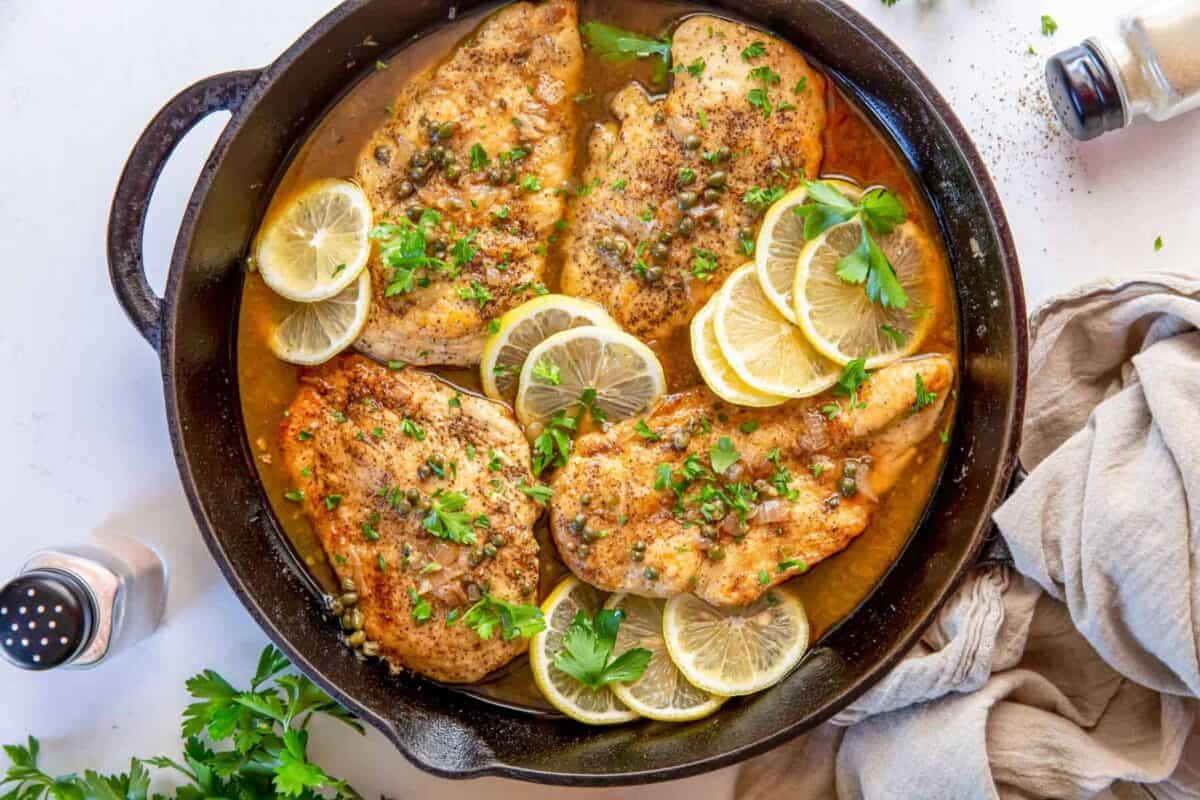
977, 464, 1027, 565
107, 69, 260, 351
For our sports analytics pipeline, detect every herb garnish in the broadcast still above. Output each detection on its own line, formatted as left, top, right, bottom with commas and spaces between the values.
552, 608, 651, 690
455, 594, 545, 641
422, 490, 479, 545
580, 22, 672, 83
911, 373, 937, 414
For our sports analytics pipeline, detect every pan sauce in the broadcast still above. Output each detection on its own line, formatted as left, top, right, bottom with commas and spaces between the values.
237, 0, 959, 710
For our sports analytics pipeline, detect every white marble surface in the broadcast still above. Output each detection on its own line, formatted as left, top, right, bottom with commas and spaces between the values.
1, 0, 1197, 796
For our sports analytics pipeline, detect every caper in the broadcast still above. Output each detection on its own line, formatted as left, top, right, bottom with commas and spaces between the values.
406, 205, 425, 222
361, 640, 381, 657
683, 134, 702, 150
577, 544, 592, 558
753, 479, 771, 494
678, 171, 696, 186
658, 231, 674, 244
426, 119, 441, 138
644, 265, 664, 283
630, 549, 644, 562
374, 145, 393, 166
677, 216, 695, 235
580, 493, 592, 506
341, 576, 357, 592
411, 150, 429, 168
468, 550, 484, 567
341, 591, 359, 607
652, 242, 670, 261
417, 464, 432, 480
348, 630, 367, 648
489, 534, 506, 548
572, 514, 587, 532
643, 567, 660, 581
598, 236, 615, 253
653, 109, 667, 124
701, 524, 717, 540
707, 545, 726, 561
613, 238, 629, 255
411, 166, 431, 185
483, 544, 498, 558
429, 145, 446, 165
439, 121, 459, 140
582, 528, 596, 542
840, 477, 858, 498
701, 188, 720, 203
465, 581, 482, 602
826, 495, 842, 509
633, 540, 646, 551
671, 430, 691, 450
418, 497, 432, 512
395, 180, 415, 201
677, 190, 699, 210
430, 238, 448, 253
444, 164, 462, 181
715, 146, 732, 162
392, 498, 412, 515
843, 461, 858, 478
705, 171, 728, 188
519, 582, 534, 597
328, 598, 344, 616
406, 488, 421, 505
342, 608, 364, 631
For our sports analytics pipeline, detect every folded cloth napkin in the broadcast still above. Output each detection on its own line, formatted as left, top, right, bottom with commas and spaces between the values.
734, 273, 1200, 800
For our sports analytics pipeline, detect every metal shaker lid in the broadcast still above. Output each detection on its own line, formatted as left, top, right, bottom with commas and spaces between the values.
1045, 43, 1126, 140
0, 569, 94, 670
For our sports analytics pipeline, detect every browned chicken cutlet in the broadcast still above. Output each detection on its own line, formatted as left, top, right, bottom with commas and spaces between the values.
355, 0, 582, 366
548, 356, 953, 607
279, 355, 541, 682
561, 16, 826, 349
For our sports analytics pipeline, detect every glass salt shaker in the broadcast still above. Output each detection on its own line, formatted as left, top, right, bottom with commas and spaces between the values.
0, 534, 167, 670
1046, 0, 1200, 140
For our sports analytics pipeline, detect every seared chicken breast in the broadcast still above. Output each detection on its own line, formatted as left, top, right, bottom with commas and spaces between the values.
356, 0, 583, 366
280, 355, 541, 682
561, 16, 826, 347
548, 356, 952, 607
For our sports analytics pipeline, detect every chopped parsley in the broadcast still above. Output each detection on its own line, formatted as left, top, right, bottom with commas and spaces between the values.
749, 66, 781, 85
422, 490, 479, 545
519, 174, 544, 192
407, 588, 432, 623
532, 359, 562, 385
740, 41, 767, 60
912, 373, 937, 414
580, 22, 673, 83
747, 87, 773, 118
399, 418, 425, 440
634, 419, 661, 441
323, 494, 342, 511
517, 481, 554, 505
455, 594, 545, 641
456, 280, 493, 307
710, 436, 739, 474
284, 490, 304, 502
691, 247, 720, 280
469, 143, 490, 171
833, 358, 870, 408
1041, 14, 1058, 36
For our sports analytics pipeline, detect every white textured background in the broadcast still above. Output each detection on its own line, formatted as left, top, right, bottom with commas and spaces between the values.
1, 0, 1197, 797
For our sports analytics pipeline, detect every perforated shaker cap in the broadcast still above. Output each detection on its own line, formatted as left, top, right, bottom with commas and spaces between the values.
1045, 42, 1126, 140
0, 569, 94, 670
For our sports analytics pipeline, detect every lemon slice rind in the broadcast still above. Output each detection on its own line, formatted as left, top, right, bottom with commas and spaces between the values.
269, 270, 371, 366
690, 300, 787, 408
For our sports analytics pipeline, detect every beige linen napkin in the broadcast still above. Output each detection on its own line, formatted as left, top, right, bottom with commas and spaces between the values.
734, 274, 1200, 799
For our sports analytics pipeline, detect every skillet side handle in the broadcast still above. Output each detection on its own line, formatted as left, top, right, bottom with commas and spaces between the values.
107, 69, 260, 351
977, 464, 1027, 565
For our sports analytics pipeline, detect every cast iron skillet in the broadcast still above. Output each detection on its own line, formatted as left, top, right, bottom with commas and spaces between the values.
107, 0, 1026, 785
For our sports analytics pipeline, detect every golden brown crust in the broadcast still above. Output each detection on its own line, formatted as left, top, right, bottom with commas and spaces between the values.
279, 355, 541, 682
548, 357, 952, 607
561, 16, 826, 346
355, 0, 583, 366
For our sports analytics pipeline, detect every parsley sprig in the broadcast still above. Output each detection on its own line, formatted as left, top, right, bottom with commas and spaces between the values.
422, 489, 481, 545
456, 594, 545, 641
553, 608, 651, 690
793, 179, 909, 309
1, 646, 361, 800
580, 23, 672, 83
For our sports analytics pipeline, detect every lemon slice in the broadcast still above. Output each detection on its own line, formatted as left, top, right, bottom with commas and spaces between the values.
690, 299, 787, 408
754, 180, 862, 323
794, 220, 940, 368
515, 328, 666, 429
713, 264, 838, 398
663, 590, 809, 697
255, 178, 373, 302
529, 577, 640, 725
269, 270, 371, 365
602, 594, 726, 722
480, 295, 619, 404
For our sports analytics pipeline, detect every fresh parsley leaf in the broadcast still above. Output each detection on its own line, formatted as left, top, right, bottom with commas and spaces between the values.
533, 359, 562, 385
691, 247, 720, 280
407, 588, 432, 623
879, 324, 906, 347
399, 418, 425, 440
323, 495, 342, 511
469, 143, 490, 171
517, 481, 554, 505
859, 188, 906, 233
710, 436, 739, 474
519, 174, 544, 192
552, 608, 652, 690
581, 22, 672, 82
531, 409, 576, 475
422, 490, 479, 545
685, 57, 706, 76
794, 76, 808, 94
1154, 235, 1164, 252
748, 65, 781, 85
457, 594, 545, 641
456, 279, 493, 307
678, 167, 697, 184
747, 87, 773, 118
740, 40, 767, 60
634, 419, 660, 441
739, 420, 760, 434
912, 373, 937, 414
743, 185, 786, 210
778, 558, 808, 573
1041, 14, 1058, 36
832, 358, 870, 407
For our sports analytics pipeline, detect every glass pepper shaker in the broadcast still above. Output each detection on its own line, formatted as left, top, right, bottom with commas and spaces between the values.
1046, 0, 1200, 140
0, 534, 167, 670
